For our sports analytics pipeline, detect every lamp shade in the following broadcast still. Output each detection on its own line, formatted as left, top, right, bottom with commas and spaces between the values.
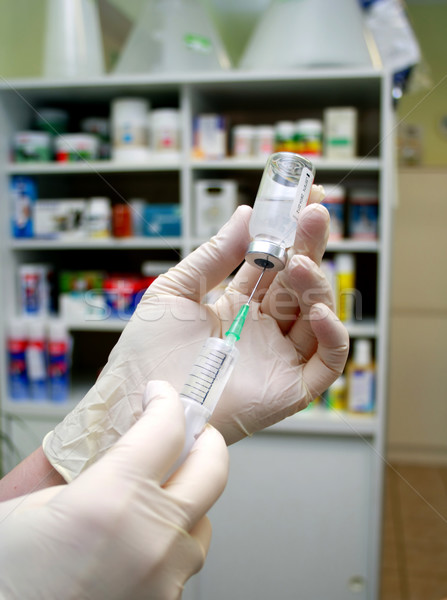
43, 0, 105, 79
114, 0, 231, 75
239, 0, 375, 70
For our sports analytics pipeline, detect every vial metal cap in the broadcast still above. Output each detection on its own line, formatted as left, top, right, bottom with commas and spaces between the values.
245, 240, 287, 271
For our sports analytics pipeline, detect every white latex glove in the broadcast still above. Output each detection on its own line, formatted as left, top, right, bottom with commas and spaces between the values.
0, 381, 228, 600
44, 185, 349, 482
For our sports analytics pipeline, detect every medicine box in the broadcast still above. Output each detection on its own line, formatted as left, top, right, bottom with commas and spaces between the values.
34, 199, 87, 239
143, 204, 181, 237
10, 175, 37, 238
324, 107, 358, 159
192, 114, 227, 159
194, 180, 238, 237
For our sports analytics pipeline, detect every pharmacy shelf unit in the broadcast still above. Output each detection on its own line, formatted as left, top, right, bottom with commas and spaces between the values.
0, 69, 394, 600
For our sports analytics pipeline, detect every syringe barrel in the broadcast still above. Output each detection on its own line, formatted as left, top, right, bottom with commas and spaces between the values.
180, 336, 239, 414
164, 336, 238, 482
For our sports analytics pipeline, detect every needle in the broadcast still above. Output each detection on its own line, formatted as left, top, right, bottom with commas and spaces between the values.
247, 265, 267, 305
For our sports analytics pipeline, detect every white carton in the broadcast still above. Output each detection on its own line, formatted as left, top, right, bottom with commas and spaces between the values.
324, 107, 358, 159
194, 180, 237, 237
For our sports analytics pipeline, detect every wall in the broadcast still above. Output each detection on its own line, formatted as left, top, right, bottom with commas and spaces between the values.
387, 2, 447, 464
387, 169, 447, 464
0, 0, 45, 78
397, 3, 447, 166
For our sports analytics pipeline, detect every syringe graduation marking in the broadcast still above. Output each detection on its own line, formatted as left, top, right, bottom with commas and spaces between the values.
183, 348, 228, 405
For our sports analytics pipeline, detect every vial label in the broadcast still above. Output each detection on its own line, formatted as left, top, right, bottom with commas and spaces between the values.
289, 167, 314, 222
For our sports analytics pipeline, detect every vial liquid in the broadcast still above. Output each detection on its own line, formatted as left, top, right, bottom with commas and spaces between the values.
246, 152, 315, 271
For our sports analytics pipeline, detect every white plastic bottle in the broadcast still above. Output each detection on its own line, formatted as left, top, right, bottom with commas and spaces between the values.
26, 320, 47, 401
335, 253, 356, 322
347, 339, 375, 413
85, 197, 111, 238
47, 321, 70, 402
151, 109, 181, 155
111, 97, 150, 162
7, 319, 29, 400
246, 152, 315, 271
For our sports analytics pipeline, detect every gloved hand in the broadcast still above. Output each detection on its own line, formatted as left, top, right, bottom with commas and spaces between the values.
44, 185, 349, 482
0, 381, 228, 600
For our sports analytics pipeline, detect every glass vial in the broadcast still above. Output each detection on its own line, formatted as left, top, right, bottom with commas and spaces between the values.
246, 152, 315, 271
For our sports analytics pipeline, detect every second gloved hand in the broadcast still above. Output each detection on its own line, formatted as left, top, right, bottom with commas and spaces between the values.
0, 382, 228, 600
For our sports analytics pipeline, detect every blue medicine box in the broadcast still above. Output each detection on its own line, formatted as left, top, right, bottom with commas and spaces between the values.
144, 204, 181, 237
10, 176, 37, 238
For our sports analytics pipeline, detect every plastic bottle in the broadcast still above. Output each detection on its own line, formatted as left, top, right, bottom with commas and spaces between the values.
151, 109, 181, 154
253, 125, 275, 158
347, 339, 375, 413
26, 320, 48, 401
111, 97, 150, 162
19, 264, 50, 318
47, 321, 70, 402
326, 375, 347, 411
335, 254, 356, 322
112, 204, 132, 237
294, 119, 323, 156
232, 125, 255, 158
7, 319, 29, 400
129, 199, 147, 236
246, 152, 315, 271
85, 197, 111, 238
274, 121, 295, 152
322, 184, 346, 240
349, 189, 379, 240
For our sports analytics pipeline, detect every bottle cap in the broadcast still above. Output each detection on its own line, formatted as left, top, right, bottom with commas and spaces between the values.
323, 184, 346, 202
246, 240, 287, 271
48, 320, 68, 341
27, 319, 46, 340
295, 119, 323, 133
335, 253, 355, 273
8, 319, 28, 339
350, 189, 378, 204
329, 375, 346, 390
354, 339, 372, 366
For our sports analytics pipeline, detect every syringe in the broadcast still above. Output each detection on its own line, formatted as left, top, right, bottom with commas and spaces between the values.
165, 268, 266, 478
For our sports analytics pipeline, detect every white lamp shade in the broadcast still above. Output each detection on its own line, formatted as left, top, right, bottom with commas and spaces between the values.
239, 0, 375, 70
43, 0, 105, 79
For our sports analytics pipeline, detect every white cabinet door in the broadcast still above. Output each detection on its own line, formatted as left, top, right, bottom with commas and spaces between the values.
185, 432, 374, 600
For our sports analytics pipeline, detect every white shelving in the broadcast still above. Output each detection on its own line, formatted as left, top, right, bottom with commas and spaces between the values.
0, 69, 394, 600
9, 237, 183, 250
7, 156, 382, 175
6, 158, 182, 175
